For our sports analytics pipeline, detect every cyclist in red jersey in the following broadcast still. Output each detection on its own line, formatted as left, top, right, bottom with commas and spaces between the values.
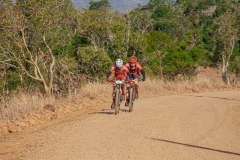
124, 55, 145, 106
106, 59, 130, 108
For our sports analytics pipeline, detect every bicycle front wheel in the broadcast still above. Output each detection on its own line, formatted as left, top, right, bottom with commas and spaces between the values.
132, 87, 136, 101
115, 87, 120, 115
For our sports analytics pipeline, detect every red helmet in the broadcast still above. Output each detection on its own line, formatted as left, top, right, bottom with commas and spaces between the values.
129, 55, 137, 63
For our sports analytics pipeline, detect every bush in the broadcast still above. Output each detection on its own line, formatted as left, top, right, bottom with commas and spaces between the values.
76, 47, 112, 78
162, 50, 196, 79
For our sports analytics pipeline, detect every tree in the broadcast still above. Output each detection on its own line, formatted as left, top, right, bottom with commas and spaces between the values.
89, 0, 111, 10
78, 8, 124, 50
110, 11, 148, 59
209, 1, 239, 84
78, 8, 147, 59
149, 0, 167, 7
76, 47, 112, 78
128, 9, 154, 34
145, 31, 172, 79
162, 50, 196, 80
0, 0, 76, 97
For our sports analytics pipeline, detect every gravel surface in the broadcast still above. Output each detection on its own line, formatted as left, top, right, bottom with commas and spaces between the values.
1, 91, 240, 160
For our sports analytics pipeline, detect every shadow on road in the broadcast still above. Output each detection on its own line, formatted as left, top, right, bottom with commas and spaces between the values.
148, 138, 240, 156
89, 109, 114, 115
185, 95, 240, 102
120, 109, 129, 112
89, 108, 130, 115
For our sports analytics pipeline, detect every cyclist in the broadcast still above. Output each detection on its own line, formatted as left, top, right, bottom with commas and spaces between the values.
106, 59, 130, 109
124, 55, 145, 106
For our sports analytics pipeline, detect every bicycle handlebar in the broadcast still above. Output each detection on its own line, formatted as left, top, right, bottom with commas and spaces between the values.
108, 79, 144, 83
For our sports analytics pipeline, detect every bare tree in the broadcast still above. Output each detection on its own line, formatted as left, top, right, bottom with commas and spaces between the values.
213, 11, 239, 85
0, 0, 76, 97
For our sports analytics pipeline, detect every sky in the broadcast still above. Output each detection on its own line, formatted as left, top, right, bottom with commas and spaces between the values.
72, 0, 149, 11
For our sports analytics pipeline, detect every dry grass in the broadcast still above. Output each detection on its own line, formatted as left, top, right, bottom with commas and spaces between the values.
80, 82, 112, 100
0, 75, 239, 133
0, 95, 55, 125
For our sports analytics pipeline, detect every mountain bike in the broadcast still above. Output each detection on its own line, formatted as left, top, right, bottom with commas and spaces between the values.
112, 77, 124, 115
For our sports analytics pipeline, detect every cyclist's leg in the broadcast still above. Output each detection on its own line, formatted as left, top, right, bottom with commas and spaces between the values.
121, 80, 125, 100
125, 80, 131, 106
125, 74, 134, 105
117, 76, 125, 95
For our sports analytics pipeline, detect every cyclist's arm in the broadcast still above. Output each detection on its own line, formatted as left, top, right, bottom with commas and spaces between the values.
106, 71, 112, 78
126, 72, 131, 80
140, 69, 145, 81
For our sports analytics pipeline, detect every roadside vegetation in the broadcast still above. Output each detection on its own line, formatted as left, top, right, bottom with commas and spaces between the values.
0, 0, 239, 133
1, 68, 239, 134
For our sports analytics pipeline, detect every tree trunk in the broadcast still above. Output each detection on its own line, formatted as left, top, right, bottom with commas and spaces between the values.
43, 85, 51, 98
222, 36, 235, 86
42, 79, 53, 98
222, 54, 228, 84
222, 70, 227, 84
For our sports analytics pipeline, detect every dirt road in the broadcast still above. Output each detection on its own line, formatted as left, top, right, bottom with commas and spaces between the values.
1, 91, 240, 160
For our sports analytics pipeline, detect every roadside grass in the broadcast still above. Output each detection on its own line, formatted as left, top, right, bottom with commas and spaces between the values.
0, 76, 239, 133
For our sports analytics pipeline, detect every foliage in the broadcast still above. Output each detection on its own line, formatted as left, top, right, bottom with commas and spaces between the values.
0, 0, 78, 96
162, 50, 196, 79
89, 0, 111, 10
151, 5, 169, 19
229, 42, 240, 75
76, 47, 112, 78
78, 8, 124, 50
1, 0, 240, 95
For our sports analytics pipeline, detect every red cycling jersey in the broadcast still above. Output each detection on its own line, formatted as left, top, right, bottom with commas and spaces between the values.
109, 65, 129, 80
125, 62, 143, 75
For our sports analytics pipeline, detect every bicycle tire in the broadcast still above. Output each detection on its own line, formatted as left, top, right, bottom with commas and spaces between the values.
132, 87, 136, 101
115, 87, 120, 115
118, 87, 121, 113
129, 87, 133, 112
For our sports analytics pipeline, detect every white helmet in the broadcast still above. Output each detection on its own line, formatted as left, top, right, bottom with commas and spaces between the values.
115, 59, 123, 68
